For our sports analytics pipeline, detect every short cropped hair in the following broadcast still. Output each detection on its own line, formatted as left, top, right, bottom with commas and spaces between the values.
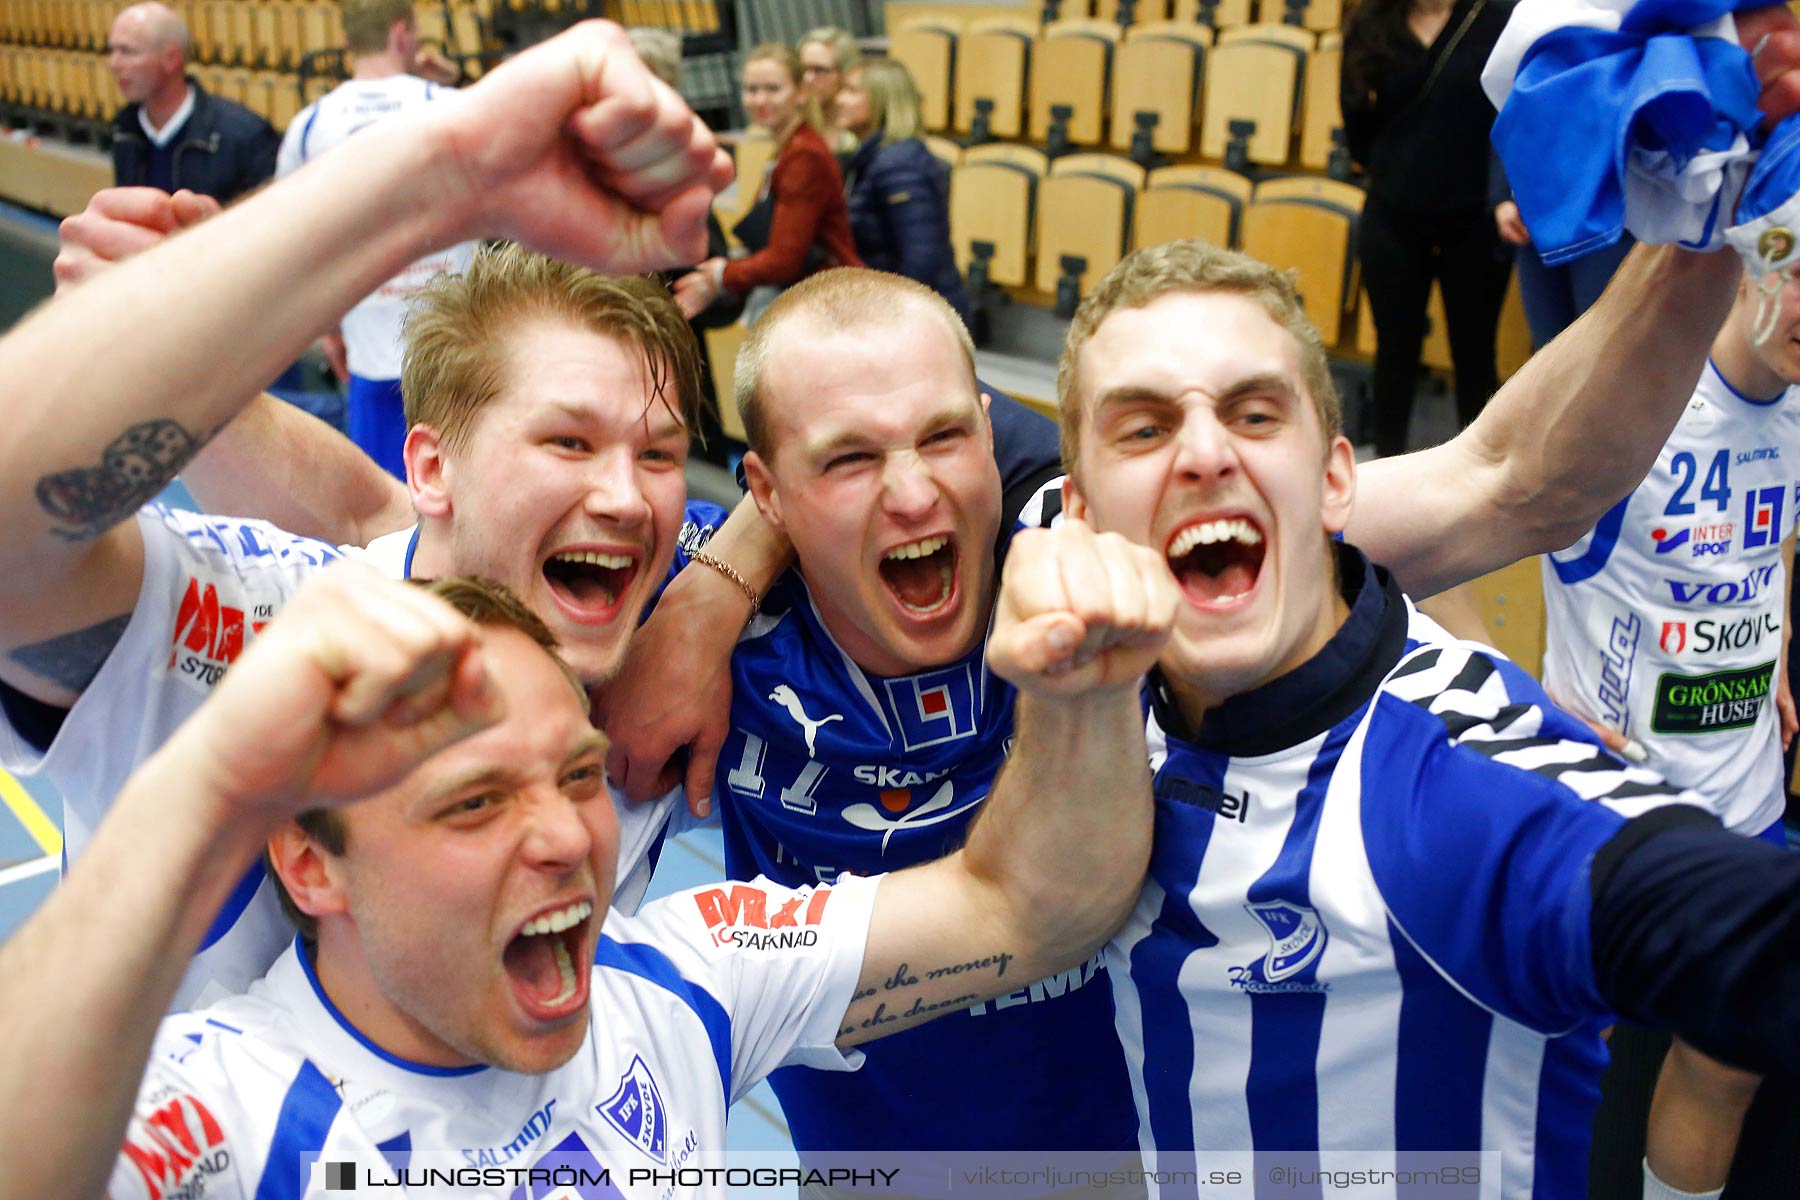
401, 243, 703, 454
851, 58, 924, 143
628, 27, 681, 88
733, 268, 976, 457
341, 0, 412, 54
1057, 240, 1342, 472
271, 576, 586, 942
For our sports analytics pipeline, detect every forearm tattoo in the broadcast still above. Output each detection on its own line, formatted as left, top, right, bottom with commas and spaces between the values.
8, 613, 131, 692
35, 420, 200, 541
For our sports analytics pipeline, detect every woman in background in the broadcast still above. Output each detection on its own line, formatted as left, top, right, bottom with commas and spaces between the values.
797, 26, 862, 156
836, 58, 970, 321
675, 43, 860, 321
1341, 0, 1514, 457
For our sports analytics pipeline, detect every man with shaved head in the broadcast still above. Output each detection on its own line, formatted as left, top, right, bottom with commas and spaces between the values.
108, 2, 276, 204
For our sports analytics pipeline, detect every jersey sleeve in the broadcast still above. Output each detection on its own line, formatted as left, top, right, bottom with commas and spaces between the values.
666, 499, 732, 582
273, 104, 311, 178
1363, 641, 1697, 1034
609, 783, 703, 915
0, 506, 341, 842
613, 872, 881, 1103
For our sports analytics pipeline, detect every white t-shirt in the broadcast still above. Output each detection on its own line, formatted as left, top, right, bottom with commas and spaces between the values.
1542, 362, 1800, 834
276, 75, 478, 381
0, 507, 682, 1009
108, 873, 878, 1200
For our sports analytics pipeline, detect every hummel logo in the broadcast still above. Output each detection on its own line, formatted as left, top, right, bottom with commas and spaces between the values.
770, 684, 843, 756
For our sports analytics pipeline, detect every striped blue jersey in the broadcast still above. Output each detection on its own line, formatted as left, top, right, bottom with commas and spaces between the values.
108, 874, 878, 1200
1115, 545, 1691, 1199
699, 559, 1138, 1154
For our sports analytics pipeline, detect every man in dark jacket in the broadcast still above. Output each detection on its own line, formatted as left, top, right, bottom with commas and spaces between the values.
107, 2, 277, 204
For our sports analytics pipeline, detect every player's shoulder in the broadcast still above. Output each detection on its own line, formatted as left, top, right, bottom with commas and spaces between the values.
1013, 474, 1069, 531
1378, 602, 1689, 816
142, 504, 345, 574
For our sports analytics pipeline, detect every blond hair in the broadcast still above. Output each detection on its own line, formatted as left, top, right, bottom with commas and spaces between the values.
743, 42, 827, 137
850, 58, 924, 143
1057, 241, 1341, 471
270, 576, 586, 942
798, 26, 862, 73
401, 244, 703, 454
341, 0, 412, 54
734, 267, 976, 456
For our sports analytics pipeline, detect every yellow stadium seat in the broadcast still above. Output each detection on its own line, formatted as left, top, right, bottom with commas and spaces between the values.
954, 17, 1034, 140
1241, 176, 1364, 345
950, 143, 1048, 287
1111, 22, 1211, 156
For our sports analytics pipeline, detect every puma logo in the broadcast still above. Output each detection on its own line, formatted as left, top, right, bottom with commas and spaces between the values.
770, 684, 843, 756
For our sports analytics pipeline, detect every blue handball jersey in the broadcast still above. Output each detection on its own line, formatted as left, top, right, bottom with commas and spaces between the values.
1116, 545, 1692, 1200
674, 526, 1138, 1156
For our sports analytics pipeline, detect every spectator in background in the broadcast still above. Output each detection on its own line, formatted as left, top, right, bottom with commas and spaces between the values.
107, 1, 277, 205
1341, 0, 1514, 457
836, 59, 970, 322
797, 25, 862, 156
275, 0, 476, 479
1491, 159, 1634, 351
674, 44, 861, 324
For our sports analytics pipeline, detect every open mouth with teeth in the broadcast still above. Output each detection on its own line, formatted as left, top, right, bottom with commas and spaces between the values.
878, 534, 959, 618
501, 898, 593, 1021
1166, 517, 1266, 607
543, 551, 638, 618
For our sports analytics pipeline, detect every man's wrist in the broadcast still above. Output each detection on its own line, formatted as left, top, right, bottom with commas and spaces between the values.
690, 550, 761, 616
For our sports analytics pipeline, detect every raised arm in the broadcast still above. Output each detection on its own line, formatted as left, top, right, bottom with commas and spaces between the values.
599, 493, 794, 810
185, 394, 415, 545
0, 21, 728, 703
54, 189, 416, 545
838, 519, 1170, 1047
0, 564, 501, 1200
1352, 5, 1800, 598
1350, 244, 1739, 598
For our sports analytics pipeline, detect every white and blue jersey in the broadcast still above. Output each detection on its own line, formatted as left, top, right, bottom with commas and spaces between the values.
1114, 545, 1692, 1198
108, 873, 878, 1200
276, 75, 477, 382
0, 505, 701, 1009
671, 520, 1139, 1156
1541, 362, 1800, 835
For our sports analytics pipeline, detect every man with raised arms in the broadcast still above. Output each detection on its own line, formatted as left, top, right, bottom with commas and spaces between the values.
1051, 237, 1800, 1192
0, 20, 749, 1009
0, 528, 1172, 1198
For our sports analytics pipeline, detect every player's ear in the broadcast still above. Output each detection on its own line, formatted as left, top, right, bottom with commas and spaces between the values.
743, 451, 786, 532
268, 823, 349, 928
1320, 434, 1355, 536
406, 424, 452, 518
1062, 474, 1089, 524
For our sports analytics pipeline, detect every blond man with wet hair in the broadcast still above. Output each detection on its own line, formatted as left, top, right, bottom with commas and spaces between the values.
0, 19, 733, 1012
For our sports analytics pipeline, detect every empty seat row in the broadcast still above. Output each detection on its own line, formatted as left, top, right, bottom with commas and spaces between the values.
0, 3, 491, 76
1038, 0, 1340, 33
0, 47, 114, 120
891, 18, 1343, 171
942, 147, 1365, 344
0, 44, 315, 132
